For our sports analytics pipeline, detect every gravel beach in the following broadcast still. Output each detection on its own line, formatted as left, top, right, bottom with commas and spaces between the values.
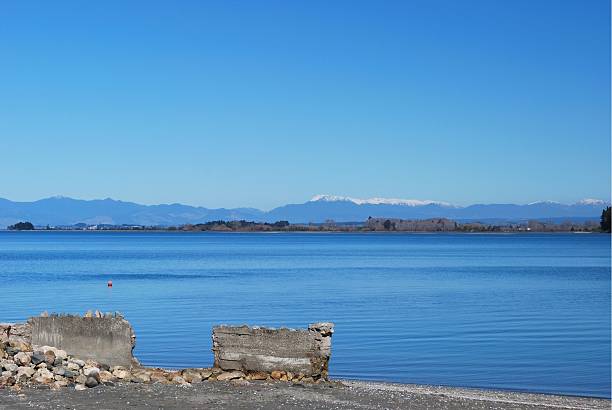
0, 380, 608, 410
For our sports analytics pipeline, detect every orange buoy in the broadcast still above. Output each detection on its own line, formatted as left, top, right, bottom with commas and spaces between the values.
107, 280, 113, 287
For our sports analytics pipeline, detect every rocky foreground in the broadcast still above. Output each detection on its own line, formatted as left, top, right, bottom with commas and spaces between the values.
2, 322, 609, 409
0, 379, 609, 410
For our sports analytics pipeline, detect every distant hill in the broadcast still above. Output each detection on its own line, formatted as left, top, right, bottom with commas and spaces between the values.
0, 196, 263, 228
266, 195, 609, 223
0, 195, 608, 228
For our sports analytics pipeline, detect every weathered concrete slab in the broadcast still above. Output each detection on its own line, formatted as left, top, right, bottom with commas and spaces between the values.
212, 322, 333, 377
30, 314, 137, 367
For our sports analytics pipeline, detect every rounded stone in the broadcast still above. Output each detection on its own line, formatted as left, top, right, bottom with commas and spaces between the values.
64, 369, 77, 378
112, 369, 130, 379
44, 352, 56, 366
85, 376, 99, 388
13, 352, 31, 366
270, 370, 284, 380
70, 359, 85, 368
66, 362, 80, 371
31, 353, 45, 366
16, 367, 35, 378
4, 363, 18, 373
216, 371, 245, 381
84, 367, 100, 381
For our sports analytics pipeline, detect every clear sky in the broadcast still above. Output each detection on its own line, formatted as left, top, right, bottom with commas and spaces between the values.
0, 0, 609, 210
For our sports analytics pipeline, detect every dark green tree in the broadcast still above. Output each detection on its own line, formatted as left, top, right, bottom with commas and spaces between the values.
8, 221, 35, 230
601, 207, 611, 233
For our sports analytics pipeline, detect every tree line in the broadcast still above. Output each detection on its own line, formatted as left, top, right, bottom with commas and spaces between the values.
5, 207, 612, 232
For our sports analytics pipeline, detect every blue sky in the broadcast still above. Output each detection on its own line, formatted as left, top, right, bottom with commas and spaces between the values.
0, 0, 609, 209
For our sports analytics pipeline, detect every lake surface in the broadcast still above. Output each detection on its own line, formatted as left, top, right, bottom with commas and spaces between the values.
0, 232, 609, 398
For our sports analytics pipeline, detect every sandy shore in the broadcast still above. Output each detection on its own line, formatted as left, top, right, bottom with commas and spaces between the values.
0, 380, 608, 410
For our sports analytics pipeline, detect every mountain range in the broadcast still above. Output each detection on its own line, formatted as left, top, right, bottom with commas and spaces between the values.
0, 195, 608, 228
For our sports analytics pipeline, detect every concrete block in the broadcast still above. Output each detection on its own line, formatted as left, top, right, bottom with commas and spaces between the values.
212, 322, 334, 377
30, 314, 136, 367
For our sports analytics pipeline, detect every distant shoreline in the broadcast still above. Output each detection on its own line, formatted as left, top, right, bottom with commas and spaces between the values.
5, 214, 609, 233
0, 229, 605, 234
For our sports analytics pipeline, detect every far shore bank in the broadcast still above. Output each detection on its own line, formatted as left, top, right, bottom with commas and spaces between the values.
0, 229, 607, 234
5, 213, 608, 234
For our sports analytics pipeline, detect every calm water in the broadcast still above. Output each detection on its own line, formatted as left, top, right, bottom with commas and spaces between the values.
0, 232, 609, 398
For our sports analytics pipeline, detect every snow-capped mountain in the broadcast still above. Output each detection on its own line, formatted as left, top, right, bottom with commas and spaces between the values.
576, 198, 608, 206
309, 194, 454, 207
264, 195, 609, 223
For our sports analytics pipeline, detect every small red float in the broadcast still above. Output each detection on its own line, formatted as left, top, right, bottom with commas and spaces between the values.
107, 280, 113, 287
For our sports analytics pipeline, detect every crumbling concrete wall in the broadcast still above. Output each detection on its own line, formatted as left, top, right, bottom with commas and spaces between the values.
30, 313, 137, 367
212, 322, 334, 378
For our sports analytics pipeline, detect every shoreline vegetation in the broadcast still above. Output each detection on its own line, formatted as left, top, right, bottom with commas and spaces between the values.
5, 206, 612, 234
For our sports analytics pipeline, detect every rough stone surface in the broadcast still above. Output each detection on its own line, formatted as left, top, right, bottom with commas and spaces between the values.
70, 359, 85, 368
199, 369, 214, 379
248, 371, 269, 380
43, 351, 55, 366
34, 368, 54, 384
212, 322, 334, 377
3, 363, 18, 373
0, 322, 32, 348
216, 371, 245, 381
171, 375, 186, 384
112, 368, 130, 379
30, 315, 136, 367
16, 367, 35, 379
13, 352, 31, 366
182, 370, 202, 383
30, 353, 45, 366
98, 370, 114, 383
131, 371, 151, 383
